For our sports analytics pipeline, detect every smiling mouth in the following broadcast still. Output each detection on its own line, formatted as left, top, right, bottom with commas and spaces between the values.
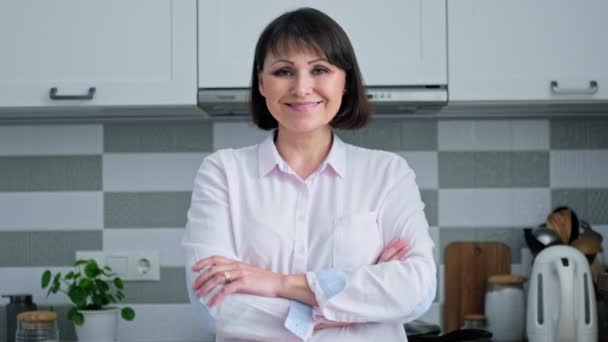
286, 101, 322, 112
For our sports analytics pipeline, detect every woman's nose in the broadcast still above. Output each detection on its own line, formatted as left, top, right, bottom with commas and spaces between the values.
290, 73, 313, 97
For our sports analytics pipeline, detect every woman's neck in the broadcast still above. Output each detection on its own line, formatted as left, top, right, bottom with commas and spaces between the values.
274, 126, 333, 180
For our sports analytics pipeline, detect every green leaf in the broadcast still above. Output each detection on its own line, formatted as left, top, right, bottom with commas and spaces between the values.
113, 277, 124, 290
68, 287, 87, 306
96, 279, 109, 292
74, 259, 88, 267
67, 307, 78, 320
41, 270, 52, 289
84, 260, 101, 278
73, 312, 85, 326
121, 307, 135, 321
107, 294, 116, 303
65, 271, 75, 280
92, 295, 104, 307
79, 278, 93, 290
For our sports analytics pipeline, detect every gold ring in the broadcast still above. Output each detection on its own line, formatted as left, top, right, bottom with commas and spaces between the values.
223, 271, 232, 283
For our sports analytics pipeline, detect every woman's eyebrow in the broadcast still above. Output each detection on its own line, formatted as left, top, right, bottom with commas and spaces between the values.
270, 58, 328, 66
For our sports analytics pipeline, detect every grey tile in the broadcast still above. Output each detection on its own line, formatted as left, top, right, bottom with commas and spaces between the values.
421, 190, 438, 227
588, 190, 608, 225
0, 156, 101, 191
510, 152, 549, 187
440, 152, 548, 188
104, 123, 213, 153
550, 119, 588, 149
0, 232, 29, 266
401, 120, 437, 151
439, 227, 524, 263
474, 152, 511, 188
551, 118, 608, 149
122, 267, 189, 304
438, 152, 475, 188
357, 119, 402, 150
105, 192, 191, 228
29, 231, 102, 266
552, 189, 590, 223
335, 129, 360, 146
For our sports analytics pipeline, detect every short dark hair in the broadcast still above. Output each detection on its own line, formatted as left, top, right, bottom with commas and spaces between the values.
250, 7, 371, 130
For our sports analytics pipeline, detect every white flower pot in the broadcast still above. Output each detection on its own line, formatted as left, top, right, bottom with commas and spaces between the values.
74, 308, 119, 342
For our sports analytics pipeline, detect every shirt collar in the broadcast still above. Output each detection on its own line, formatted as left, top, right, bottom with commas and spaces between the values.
257, 130, 346, 179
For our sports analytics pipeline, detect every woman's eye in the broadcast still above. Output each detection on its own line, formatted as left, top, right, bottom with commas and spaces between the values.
273, 69, 293, 76
312, 68, 329, 75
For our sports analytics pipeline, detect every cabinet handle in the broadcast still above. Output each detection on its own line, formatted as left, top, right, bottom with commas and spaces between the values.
49, 87, 96, 100
550, 80, 598, 95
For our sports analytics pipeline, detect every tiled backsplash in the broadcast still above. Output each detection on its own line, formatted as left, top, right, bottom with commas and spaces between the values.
0, 116, 607, 341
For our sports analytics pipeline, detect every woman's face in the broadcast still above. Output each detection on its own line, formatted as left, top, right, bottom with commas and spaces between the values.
258, 47, 346, 136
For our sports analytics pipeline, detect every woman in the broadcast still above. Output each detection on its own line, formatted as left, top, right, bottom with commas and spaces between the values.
182, 7, 436, 341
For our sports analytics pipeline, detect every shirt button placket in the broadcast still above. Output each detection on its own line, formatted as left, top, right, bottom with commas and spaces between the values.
293, 184, 309, 273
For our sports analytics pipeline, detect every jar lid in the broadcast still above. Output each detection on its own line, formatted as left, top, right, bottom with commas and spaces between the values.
488, 274, 526, 285
17, 310, 57, 322
463, 314, 485, 321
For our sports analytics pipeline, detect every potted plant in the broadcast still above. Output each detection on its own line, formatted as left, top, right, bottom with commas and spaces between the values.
41, 259, 135, 341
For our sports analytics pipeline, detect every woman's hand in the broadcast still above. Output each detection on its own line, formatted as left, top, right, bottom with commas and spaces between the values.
191, 256, 284, 307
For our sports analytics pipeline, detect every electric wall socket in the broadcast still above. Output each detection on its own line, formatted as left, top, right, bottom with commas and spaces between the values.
75, 250, 160, 281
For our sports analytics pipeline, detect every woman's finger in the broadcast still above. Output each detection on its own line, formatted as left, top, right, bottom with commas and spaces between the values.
192, 263, 238, 290
377, 239, 408, 263
376, 240, 399, 263
197, 268, 243, 298
191, 255, 231, 272
208, 278, 243, 306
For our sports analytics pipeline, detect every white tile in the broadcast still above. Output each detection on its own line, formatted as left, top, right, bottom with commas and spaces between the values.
103, 153, 206, 191
213, 122, 269, 150
0, 125, 102, 155
103, 229, 185, 267
417, 302, 441, 326
551, 151, 608, 188
439, 189, 550, 227
0, 192, 102, 230
0, 267, 73, 305
118, 304, 213, 342
397, 152, 438, 189
438, 119, 548, 151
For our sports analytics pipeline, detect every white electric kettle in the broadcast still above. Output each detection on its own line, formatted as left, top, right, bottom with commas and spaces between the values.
526, 245, 597, 342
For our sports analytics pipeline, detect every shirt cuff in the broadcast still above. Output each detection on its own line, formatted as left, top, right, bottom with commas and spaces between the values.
284, 300, 314, 341
403, 275, 437, 322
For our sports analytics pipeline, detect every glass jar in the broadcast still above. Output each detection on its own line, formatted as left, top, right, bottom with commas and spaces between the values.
15, 311, 59, 342
462, 313, 487, 329
485, 274, 526, 342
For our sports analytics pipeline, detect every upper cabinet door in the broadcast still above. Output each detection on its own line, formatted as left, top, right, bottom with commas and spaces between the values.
198, 0, 447, 88
0, 0, 196, 108
448, 0, 608, 102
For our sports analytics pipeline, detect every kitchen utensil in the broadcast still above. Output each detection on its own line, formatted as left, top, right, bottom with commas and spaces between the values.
15, 311, 59, 342
532, 225, 562, 247
444, 242, 510, 333
485, 274, 526, 341
462, 314, 486, 330
527, 246, 597, 342
598, 272, 608, 342
524, 228, 546, 256
571, 234, 602, 264
546, 208, 572, 244
1, 294, 37, 342
549, 206, 581, 243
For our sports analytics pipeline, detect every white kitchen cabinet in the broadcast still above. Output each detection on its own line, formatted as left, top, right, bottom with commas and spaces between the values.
0, 0, 197, 110
198, 0, 447, 88
448, 0, 608, 102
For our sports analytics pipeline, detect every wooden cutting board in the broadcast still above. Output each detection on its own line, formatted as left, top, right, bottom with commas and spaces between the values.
444, 242, 511, 332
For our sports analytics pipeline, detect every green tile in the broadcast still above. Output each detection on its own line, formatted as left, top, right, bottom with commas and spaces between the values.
105, 192, 191, 228
0, 232, 29, 266
122, 267, 189, 303
439, 152, 548, 188
510, 152, 549, 187
104, 123, 213, 153
438, 152, 475, 188
357, 119, 402, 150
551, 118, 608, 149
0, 156, 101, 191
29, 231, 102, 266
439, 227, 524, 264
421, 190, 438, 226
401, 120, 437, 150
553, 189, 608, 225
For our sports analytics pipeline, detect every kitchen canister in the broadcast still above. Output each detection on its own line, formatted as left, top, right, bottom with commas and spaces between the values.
2, 294, 38, 342
15, 311, 59, 342
484, 274, 526, 341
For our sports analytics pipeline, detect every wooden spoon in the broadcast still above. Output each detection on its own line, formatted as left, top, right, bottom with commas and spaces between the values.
546, 208, 572, 244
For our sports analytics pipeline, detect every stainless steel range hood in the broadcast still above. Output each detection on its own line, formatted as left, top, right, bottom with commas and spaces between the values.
197, 86, 448, 119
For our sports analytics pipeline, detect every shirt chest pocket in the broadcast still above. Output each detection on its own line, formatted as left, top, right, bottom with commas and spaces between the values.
332, 211, 383, 270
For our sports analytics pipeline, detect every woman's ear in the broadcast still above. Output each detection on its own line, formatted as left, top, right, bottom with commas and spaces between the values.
258, 72, 265, 97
